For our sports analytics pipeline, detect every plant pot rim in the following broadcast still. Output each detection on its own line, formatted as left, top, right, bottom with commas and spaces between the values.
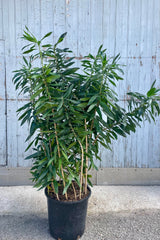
45, 185, 91, 205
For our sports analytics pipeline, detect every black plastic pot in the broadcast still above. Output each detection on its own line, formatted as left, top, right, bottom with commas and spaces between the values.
45, 186, 91, 240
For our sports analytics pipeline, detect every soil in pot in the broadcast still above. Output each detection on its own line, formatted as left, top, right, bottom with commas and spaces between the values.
45, 184, 91, 240
48, 182, 90, 202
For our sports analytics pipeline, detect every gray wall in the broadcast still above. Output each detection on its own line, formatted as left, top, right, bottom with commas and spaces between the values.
0, 0, 160, 172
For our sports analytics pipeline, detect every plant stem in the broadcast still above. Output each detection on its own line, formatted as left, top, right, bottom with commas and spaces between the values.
89, 102, 99, 139
48, 133, 60, 201
40, 132, 47, 155
93, 133, 100, 145
54, 121, 68, 200
78, 139, 84, 199
85, 119, 88, 194
69, 121, 84, 199
51, 181, 59, 200
72, 181, 77, 200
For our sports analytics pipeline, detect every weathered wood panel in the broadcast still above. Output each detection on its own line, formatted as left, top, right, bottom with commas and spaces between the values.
7, 100, 32, 167
0, 0, 159, 169
0, 40, 6, 166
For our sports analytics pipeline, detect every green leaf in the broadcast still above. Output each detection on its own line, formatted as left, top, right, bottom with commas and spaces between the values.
30, 121, 38, 136
58, 158, 62, 171
33, 182, 42, 189
43, 141, 50, 159
23, 31, 37, 43
42, 44, 52, 48
100, 102, 114, 119
99, 140, 110, 149
25, 151, 42, 160
68, 142, 76, 150
20, 112, 31, 126
64, 84, 74, 98
23, 56, 28, 65
80, 97, 90, 101
88, 95, 98, 105
47, 157, 55, 167
112, 53, 121, 63
30, 89, 43, 100
62, 151, 69, 162
62, 68, 79, 75
96, 107, 102, 119
63, 179, 72, 195
98, 44, 103, 54
41, 32, 52, 41
150, 80, 156, 89
147, 87, 157, 97
25, 139, 35, 152
21, 43, 33, 51
87, 179, 93, 187
88, 54, 95, 59
57, 32, 67, 44
38, 169, 48, 181
23, 48, 35, 54
18, 109, 29, 121
113, 127, 126, 137
77, 102, 88, 108
53, 181, 58, 194
39, 158, 47, 165
87, 103, 97, 112
57, 98, 63, 111
46, 74, 61, 83
50, 165, 57, 179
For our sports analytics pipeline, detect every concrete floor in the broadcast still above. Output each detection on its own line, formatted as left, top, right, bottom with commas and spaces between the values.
0, 186, 160, 240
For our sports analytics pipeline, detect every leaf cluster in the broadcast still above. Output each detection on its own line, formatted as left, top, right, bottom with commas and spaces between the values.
13, 27, 160, 199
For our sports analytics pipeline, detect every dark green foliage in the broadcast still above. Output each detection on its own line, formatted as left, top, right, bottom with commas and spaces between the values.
13, 27, 160, 198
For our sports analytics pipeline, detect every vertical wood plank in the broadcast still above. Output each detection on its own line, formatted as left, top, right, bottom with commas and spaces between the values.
90, 0, 103, 55
40, 0, 54, 42
7, 100, 32, 167
2, 0, 9, 55
15, 0, 22, 56
7, 100, 18, 167
33, 0, 41, 37
65, 0, 79, 55
53, 0, 66, 42
149, 118, 160, 168
0, 40, 6, 165
8, 0, 16, 57
17, 100, 32, 167
114, 0, 129, 99
0, 101, 6, 165
112, 102, 126, 168
0, 0, 3, 39
127, 0, 142, 57
0, 40, 5, 99
21, 0, 28, 26
103, 0, 117, 55
78, 0, 91, 56
149, 0, 160, 167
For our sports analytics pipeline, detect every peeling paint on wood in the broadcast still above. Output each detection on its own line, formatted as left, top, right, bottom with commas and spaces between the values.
0, 0, 160, 169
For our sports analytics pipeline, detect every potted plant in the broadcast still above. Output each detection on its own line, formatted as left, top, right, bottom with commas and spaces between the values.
13, 27, 160, 240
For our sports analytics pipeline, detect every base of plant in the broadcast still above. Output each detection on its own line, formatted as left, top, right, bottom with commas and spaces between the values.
48, 182, 90, 202
45, 186, 91, 240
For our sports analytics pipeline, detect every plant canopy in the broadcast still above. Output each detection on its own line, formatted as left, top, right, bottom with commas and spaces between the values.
13, 27, 160, 200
